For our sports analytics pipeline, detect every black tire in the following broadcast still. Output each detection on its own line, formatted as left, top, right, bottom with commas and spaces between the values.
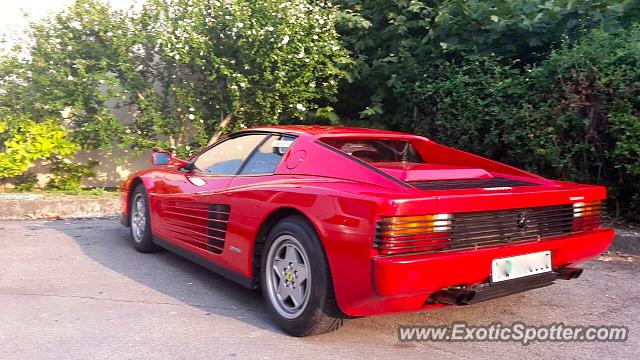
128, 184, 161, 253
260, 215, 344, 336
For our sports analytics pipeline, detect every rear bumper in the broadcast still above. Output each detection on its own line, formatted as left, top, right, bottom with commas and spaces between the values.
372, 228, 614, 299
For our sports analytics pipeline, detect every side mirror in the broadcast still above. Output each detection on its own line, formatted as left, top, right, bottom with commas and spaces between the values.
151, 151, 173, 166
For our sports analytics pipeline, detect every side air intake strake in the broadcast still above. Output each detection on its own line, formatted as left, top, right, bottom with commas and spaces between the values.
161, 201, 230, 254
407, 177, 537, 191
206, 204, 231, 254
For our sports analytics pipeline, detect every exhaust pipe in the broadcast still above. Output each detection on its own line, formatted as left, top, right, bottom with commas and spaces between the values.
555, 267, 583, 280
429, 288, 476, 305
428, 272, 560, 306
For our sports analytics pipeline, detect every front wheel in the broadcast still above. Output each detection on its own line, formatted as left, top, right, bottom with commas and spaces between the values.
129, 184, 160, 253
261, 215, 344, 336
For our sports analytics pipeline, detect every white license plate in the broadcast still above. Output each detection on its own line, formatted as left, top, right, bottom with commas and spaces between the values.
491, 251, 552, 283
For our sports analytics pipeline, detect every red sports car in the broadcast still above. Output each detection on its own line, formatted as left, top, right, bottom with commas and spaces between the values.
119, 126, 614, 336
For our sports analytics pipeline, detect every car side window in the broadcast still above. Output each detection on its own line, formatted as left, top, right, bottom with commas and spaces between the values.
239, 135, 296, 175
193, 134, 267, 175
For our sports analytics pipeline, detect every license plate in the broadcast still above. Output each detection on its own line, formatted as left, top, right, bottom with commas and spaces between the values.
491, 251, 552, 283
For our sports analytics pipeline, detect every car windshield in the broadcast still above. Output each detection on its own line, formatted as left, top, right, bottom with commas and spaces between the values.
193, 134, 267, 175
320, 138, 423, 163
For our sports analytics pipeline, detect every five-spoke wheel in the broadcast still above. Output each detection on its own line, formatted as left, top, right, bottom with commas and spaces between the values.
265, 235, 311, 319
128, 184, 160, 253
131, 193, 146, 243
260, 215, 344, 336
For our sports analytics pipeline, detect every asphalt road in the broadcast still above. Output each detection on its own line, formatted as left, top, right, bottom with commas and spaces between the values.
0, 219, 638, 360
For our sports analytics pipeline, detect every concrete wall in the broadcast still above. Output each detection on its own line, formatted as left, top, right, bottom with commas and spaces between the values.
16, 145, 153, 189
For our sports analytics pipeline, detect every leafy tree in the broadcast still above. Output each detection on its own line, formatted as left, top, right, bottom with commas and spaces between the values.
332, 0, 640, 220
333, 0, 640, 123
137, 0, 352, 145
0, 0, 351, 174
0, 0, 134, 150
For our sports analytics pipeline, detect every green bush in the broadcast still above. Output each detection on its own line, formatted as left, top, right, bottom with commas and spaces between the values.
46, 160, 98, 191
396, 27, 640, 220
0, 117, 78, 179
334, 1, 640, 221
522, 27, 640, 219
11, 172, 38, 192
406, 56, 527, 161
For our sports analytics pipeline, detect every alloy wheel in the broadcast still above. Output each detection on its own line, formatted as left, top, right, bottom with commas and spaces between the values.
265, 234, 311, 319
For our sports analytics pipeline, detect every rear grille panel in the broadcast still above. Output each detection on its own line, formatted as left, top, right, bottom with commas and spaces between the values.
450, 204, 575, 249
408, 177, 537, 191
374, 202, 605, 255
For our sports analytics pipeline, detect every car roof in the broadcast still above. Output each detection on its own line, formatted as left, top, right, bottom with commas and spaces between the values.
244, 125, 427, 140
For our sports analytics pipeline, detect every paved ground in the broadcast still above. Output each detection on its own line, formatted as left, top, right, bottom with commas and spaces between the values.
0, 219, 638, 360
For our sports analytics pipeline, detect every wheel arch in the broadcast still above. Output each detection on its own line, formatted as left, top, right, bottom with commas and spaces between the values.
124, 177, 145, 226
251, 207, 326, 286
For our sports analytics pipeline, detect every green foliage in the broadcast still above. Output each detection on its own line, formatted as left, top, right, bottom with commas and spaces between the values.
0, 0, 351, 184
0, 117, 78, 178
356, 26, 640, 220
407, 56, 527, 160
0, 0, 350, 150
334, 0, 640, 121
422, 0, 638, 61
521, 27, 640, 218
333, 1, 640, 220
11, 172, 38, 192
0, 0, 132, 150
0, 0, 637, 221
46, 159, 98, 191
135, 0, 352, 141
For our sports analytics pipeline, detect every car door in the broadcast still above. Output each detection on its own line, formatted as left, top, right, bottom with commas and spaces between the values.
153, 133, 269, 260
222, 134, 298, 270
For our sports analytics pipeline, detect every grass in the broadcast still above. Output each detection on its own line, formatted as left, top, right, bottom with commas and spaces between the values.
0, 187, 119, 198
43, 188, 119, 198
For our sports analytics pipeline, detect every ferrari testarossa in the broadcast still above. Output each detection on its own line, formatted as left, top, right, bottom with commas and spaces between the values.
119, 126, 614, 336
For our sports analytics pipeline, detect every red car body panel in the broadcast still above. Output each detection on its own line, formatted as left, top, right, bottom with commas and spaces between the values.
120, 126, 614, 316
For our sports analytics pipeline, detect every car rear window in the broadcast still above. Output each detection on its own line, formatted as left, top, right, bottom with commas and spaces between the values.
320, 138, 423, 163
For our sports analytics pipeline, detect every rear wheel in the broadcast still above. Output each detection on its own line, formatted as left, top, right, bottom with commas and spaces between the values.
129, 184, 160, 253
261, 215, 344, 336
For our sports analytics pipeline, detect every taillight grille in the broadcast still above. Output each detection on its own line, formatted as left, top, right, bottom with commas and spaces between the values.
572, 201, 603, 232
375, 214, 452, 255
375, 202, 604, 255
